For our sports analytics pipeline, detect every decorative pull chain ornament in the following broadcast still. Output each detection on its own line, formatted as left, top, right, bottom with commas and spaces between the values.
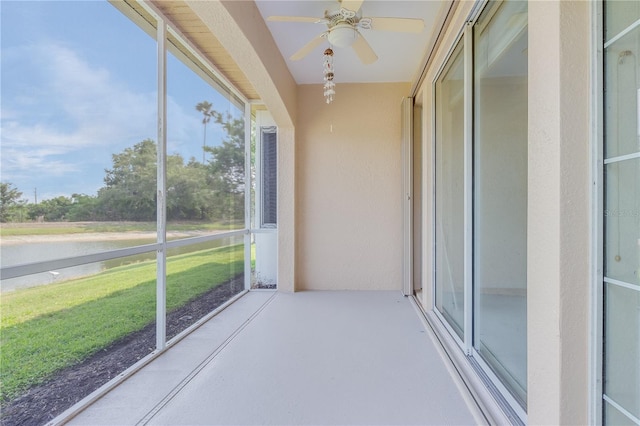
323, 48, 335, 104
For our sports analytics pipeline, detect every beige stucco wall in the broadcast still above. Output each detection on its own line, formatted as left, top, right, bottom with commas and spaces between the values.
295, 83, 410, 291
528, 1, 591, 424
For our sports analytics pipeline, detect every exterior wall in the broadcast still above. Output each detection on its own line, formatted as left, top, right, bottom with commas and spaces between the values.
278, 126, 296, 292
528, 1, 591, 424
295, 83, 410, 291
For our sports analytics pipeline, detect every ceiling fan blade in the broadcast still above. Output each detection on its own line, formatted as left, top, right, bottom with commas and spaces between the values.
370, 17, 424, 33
352, 32, 377, 64
340, 0, 364, 13
290, 33, 327, 61
268, 16, 325, 23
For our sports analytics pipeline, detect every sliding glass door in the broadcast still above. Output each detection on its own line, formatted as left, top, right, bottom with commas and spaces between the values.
473, 0, 529, 408
433, 0, 528, 416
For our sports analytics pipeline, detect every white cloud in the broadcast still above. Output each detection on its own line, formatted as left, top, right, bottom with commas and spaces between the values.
1, 42, 158, 183
2, 147, 80, 176
0, 39, 233, 197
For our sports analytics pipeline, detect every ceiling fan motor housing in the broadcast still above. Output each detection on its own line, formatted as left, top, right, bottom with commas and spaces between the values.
322, 8, 373, 48
328, 23, 358, 48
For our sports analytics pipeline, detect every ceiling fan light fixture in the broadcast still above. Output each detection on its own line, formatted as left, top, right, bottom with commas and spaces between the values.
327, 24, 357, 48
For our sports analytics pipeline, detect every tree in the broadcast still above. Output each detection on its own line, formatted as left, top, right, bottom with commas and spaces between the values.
70, 104, 247, 223
67, 194, 99, 221
97, 140, 218, 222
28, 196, 73, 221
205, 111, 245, 193
98, 139, 157, 221
0, 182, 27, 222
203, 110, 245, 224
195, 100, 213, 164
166, 154, 212, 220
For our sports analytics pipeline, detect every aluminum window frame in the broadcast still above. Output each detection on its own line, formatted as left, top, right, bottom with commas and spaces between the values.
432, 30, 467, 348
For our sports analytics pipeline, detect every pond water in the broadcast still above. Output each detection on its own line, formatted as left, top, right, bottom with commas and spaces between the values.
0, 237, 233, 292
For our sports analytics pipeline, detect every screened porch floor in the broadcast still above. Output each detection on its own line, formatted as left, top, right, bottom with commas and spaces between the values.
66, 290, 484, 425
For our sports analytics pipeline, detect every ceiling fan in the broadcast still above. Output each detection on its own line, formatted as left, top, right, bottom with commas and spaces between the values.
267, 0, 425, 65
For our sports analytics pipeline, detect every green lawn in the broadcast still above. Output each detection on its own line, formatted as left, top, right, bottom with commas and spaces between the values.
0, 244, 244, 403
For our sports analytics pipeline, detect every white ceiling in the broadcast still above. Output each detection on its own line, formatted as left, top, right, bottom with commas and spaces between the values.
254, 0, 448, 85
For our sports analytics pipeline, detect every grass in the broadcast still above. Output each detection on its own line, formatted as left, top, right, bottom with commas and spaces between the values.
0, 221, 244, 237
0, 225, 89, 236
0, 244, 244, 403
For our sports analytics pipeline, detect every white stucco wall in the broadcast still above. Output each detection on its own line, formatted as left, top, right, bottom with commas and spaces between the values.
295, 83, 410, 291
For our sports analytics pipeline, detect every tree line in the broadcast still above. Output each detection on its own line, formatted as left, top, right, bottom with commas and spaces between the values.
0, 108, 246, 224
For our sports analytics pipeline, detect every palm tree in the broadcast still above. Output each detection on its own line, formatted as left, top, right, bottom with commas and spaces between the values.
195, 101, 213, 163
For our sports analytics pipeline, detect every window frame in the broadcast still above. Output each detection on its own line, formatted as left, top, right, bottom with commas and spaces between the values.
432, 31, 467, 350
259, 126, 278, 229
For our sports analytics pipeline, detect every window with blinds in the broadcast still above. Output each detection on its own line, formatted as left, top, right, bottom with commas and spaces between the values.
261, 126, 277, 227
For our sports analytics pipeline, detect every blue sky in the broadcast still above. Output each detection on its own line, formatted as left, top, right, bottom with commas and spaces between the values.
1, 0, 240, 202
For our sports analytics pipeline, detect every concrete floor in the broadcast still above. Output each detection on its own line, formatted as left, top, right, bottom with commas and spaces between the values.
67, 291, 484, 425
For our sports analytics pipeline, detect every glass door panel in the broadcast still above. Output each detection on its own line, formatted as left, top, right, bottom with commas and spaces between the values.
473, 0, 528, 408
603, 4, 640, 422
435, 41, 465, 339
604, 281, 640, 423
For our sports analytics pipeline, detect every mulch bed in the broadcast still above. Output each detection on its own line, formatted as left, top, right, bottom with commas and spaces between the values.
0, 276, 245, 426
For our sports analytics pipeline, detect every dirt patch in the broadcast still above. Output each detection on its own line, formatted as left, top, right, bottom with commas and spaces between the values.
0, 276, 245, 426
